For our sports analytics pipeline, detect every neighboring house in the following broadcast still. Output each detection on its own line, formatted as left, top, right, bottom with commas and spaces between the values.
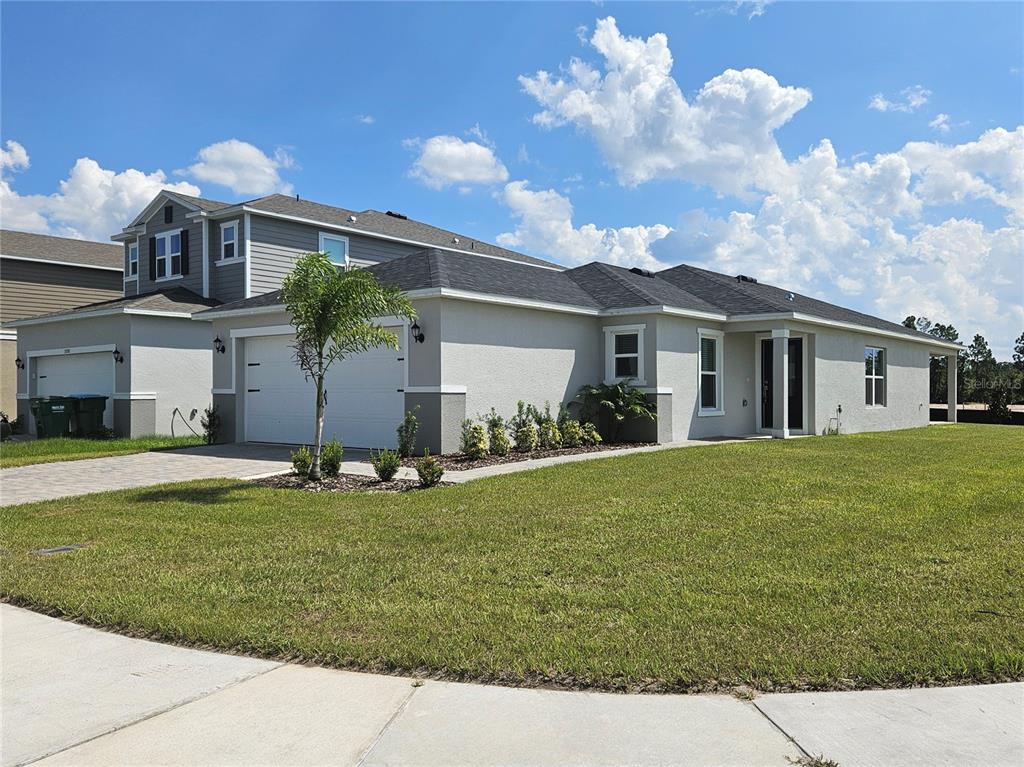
13, 189, 961, 449
1, 230, 124, 418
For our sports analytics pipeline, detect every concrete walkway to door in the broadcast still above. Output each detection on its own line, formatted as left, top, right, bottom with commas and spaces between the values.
0, 444, 294, 507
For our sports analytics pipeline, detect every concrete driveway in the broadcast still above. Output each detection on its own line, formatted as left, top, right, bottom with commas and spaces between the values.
2, 605, 1021, 766
0, 444, 294, 507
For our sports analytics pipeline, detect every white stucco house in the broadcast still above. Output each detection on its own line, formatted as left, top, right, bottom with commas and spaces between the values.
13, 190, 961, 449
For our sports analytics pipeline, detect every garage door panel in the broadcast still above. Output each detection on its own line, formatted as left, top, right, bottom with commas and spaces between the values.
245, 330, 404, 448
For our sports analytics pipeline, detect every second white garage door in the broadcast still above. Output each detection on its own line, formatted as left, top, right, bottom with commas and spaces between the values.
244, 329, 405, 448
36, 351, 115, 428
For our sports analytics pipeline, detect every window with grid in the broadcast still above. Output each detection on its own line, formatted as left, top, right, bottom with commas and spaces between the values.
865, 346, 886, 406
613, 332, 639, 378
699, 335, 720, 411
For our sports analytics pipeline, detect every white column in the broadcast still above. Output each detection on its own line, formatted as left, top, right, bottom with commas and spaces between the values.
772, 328, 789, 438
947, 353, 957, 423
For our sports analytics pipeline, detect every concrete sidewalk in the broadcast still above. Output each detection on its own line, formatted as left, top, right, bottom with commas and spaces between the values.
3, 605, 1021, 766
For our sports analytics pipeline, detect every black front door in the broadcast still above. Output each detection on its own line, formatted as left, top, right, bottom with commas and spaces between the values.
788, 337, 803, 431
761, 339, 773, 429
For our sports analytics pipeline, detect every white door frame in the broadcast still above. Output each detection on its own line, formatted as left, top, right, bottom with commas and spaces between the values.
754, 332, 809, 436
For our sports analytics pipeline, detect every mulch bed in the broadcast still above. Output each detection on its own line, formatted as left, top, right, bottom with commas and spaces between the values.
253, 473, 448, 494
368, 442, 656, 471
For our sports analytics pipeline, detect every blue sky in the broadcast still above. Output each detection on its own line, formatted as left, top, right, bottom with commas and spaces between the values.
2, 2, 1022, 355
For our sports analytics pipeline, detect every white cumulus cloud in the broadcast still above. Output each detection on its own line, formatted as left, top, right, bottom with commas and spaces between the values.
1, 142, 201, 241
0, 140, 30, 171
868, 85, 931, 113
179, 139, 295, 196
497, 180, 671, 270
406, 133, 509, 190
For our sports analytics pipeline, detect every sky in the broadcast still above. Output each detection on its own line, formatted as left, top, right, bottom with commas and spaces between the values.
2, 1, 1022, 356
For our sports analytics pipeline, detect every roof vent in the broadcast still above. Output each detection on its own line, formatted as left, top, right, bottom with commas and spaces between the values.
347, 215, 357, 223
735, 274, 758, 284
385, 210, 408, 220
629, 267, 655, 278
295, 194, 300, 201
786, 292, 795, 301
452, 237, 459, 245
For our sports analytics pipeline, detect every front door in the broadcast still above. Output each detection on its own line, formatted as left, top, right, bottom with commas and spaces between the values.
760, 337, 804, 432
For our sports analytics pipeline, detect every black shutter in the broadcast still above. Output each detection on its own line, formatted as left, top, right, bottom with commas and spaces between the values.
181, 229, 190, 275
164, 205, 173, 224
148, 237, 157, 280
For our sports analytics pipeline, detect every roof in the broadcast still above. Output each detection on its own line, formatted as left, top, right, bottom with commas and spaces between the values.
0, 229, 123, 271
7, 288, 220, 327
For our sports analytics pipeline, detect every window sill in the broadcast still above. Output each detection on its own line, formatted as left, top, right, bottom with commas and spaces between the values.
697, 408, 725, 417
865, 405, 887, 410
123, 275, 138, 282
604, 378, 647, 387
154, 274, 183, 283
215, 257, 245, 267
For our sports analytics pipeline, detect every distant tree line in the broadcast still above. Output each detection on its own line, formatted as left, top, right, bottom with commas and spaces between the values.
902, 317, 1024, 423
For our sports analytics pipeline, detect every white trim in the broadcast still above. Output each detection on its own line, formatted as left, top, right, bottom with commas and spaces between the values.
205, 205, 565, 271
0, 329, 17, 341
319, 231, 350, 267
8, 306, 196, 327
123, 276, 138, 283
771, 328, 791, 339
754, 332, 809, 435
127, 239, 140, 280
214, 257, 246, 268
153, 229, 183, 280
154, 274, 184, 283
603, 324, 646, 386
27, 343, 116, 358
202, 219, 210, 298
405, 385, 468, 394
127, 190, 203, 228
865, 345, 886, 408
124, 309, 195, 319
0, 253, 123, 273
111, 392, 156, 401
191, 304, 284, 321
243, 213, 252, 298
405, 288, 599, 316
219, 219, 241, 262
697, 328, 725, 417
602, 305, 727, 321
732, 312, 961, 351
212, 388, 234, 396
16, 392, 30, 400
639, 387, 673, 395
229, 324, 295, 339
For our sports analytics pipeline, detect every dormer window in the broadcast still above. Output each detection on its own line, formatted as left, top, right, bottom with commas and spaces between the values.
220, 221, 239, 260
127, 242, 139, 278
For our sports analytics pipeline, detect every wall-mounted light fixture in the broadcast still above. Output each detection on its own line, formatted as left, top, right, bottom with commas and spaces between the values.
410, 321, 425, 344
112, 348, 125, 364
213, 336, 226, 354
15, 357, 25, 370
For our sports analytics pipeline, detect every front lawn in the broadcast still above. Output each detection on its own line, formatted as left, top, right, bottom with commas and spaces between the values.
1, 424, 1021, 692
0, 435, 204, 468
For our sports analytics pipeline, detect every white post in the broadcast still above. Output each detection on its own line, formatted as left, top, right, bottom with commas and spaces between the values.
947, 353, 957, 423
772, 328, 790, 438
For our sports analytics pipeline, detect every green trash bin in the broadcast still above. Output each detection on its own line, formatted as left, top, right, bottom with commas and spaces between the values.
29, 397, 74, 438
68, 394, 109, 437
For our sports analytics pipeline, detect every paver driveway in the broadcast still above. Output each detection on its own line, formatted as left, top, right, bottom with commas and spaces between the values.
0, 444, 293, 507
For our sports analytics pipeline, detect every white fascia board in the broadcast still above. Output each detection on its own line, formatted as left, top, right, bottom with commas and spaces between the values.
111, 227, 145, 243
9, 307, 194, 327
602, 304, 727, 322
0, 253, 123, 273
209, 206, 565, 272
129, 191, 203, 228
191, 304, 286, 321
404, 287, 600, 316
727, 311, 962, 351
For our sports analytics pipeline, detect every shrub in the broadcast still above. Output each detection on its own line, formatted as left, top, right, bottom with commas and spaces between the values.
573, 381, 656, 442
580, 422, 603, 446
482, 408, 511, 456
372, 448, 401, 481
321, 437, 344, 477
537, 420, 562, 450
460, 419, 489, 460
88, 425, 116, 440
396, 406, 420, 458
513, 423, 538, 452
561, 418, 584, 448
200, 405, 221, 445
416, 448, 445, 487
291, 445, 312, 477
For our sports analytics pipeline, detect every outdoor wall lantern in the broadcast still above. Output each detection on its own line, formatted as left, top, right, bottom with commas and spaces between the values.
112, 348, 125, 364
410, 321, 425, 344
214, 336, 226, 354
14, 357, 24, 370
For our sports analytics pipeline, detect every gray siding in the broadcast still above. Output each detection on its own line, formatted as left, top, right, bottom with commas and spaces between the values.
209, 218, 247, 303
136, 200, 204, 296
248, 215, 421, 296
0, 258, 123, 324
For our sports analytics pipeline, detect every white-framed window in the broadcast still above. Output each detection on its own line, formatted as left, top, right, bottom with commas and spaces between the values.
865, 346, 886, 407
126, 241, 139, 278
220, 221, 239, 261
154, 230, 182, 280
603, 324, 645, 385
697, 328, 725, 416
319, 232, 349, 267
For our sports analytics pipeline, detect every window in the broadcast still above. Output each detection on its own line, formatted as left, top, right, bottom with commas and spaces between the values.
220, 221, 238, 260
319, 232, 349, 267
865, 346, 886, 406
603, 325, 645, 384
698, 329, 725, 415
155, 230, 182, 279
127, 242, 139, 277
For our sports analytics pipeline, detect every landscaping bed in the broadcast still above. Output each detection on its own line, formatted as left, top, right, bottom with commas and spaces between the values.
372, 442, 656, 471
1, 424, 1021, 694
254, 472, 447, 493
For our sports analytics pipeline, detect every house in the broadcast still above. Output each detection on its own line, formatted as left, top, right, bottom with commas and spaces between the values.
1, 230, 124, 418
13, 190, 961, 450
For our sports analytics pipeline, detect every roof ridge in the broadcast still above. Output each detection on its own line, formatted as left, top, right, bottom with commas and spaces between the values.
426, 249, 451, 289
593, 262, 662, 306
667, 264, 786, 313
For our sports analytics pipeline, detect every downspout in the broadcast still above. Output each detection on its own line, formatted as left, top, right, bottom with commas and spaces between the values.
243, 213, 252, 298
201, 217, 209, 298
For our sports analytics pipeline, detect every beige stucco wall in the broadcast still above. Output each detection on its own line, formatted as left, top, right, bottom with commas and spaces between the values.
1, 337, 15, 417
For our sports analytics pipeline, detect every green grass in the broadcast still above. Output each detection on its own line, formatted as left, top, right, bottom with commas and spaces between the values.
0, 436, 204, 468
1, 424, 1021, 692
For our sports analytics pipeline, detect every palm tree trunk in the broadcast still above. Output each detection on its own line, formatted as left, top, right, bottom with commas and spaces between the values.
310, 373, 326, 481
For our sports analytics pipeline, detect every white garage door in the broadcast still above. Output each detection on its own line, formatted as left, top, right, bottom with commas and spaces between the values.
35, 352, 115, 428
244, 329, 405, 448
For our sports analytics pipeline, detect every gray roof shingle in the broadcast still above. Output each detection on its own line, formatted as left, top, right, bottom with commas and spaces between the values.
1, 229, 124, 270
9, 288, 219, 325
